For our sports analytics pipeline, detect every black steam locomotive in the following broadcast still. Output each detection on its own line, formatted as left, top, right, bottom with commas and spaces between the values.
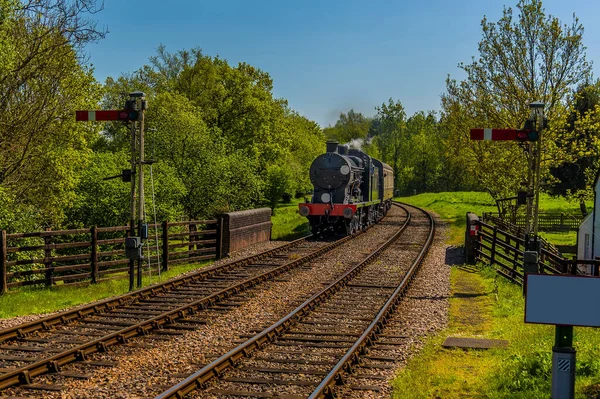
299, 140, 394, 235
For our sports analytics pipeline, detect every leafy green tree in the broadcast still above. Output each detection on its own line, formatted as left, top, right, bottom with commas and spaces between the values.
372, 98, 408, 192
0, 0, 105, 228
323, 109, 372, 143
442, 0, 592, 203
283, 111, 324, 196
405, 111, 444, 193
547, 81, 600, 214
66, 151, 130, 228
264, 164, 294, 210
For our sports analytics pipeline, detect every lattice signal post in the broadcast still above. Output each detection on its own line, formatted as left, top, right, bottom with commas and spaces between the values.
76, 91, 148, 290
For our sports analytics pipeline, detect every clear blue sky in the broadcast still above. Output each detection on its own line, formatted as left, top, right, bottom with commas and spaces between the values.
86, 0, 600, 127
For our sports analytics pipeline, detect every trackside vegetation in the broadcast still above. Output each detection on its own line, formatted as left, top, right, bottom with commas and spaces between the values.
392, 266, 600, 399
393, 192, 598, 398
398, 192, 586, 245
0, 260, 212, 318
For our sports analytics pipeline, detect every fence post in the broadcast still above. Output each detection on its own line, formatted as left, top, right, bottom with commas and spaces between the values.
0, 230, 6, 294
44, 229, 52, 287
490, 226, 497, 266
513, 239, 520, 279
162, 220, 169, 272
91, 226, 98, 284
189, 222, 196, 258
216, 216, 223, 260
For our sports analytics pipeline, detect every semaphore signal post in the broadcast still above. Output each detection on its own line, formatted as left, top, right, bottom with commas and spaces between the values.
470, 102, 579, 399
76, 91, 148, 291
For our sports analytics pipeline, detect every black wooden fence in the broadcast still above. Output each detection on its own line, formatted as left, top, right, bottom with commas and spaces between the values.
480, 213, 564, 256
0, 219, 219, 294
469, 217, 600, 285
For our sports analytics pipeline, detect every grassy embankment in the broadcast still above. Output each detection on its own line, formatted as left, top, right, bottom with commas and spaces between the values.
0, 199, 310, 319
398, 191, 584, 246
270, 197, 310, 240
393, 192, 600, 399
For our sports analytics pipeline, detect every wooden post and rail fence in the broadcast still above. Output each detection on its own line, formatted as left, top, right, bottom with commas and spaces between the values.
0, 208, 272, 294
482, 212, 583, 232
465, 212, 600, 285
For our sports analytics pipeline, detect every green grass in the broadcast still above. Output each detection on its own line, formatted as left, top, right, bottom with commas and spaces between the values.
539, 231, 577, 246
392, 265, 600, 398
397, 192, 498, 245
392, 192, 597, 398
0, 202, 310, 319
398, 192, 587, 245
0, 261, 211, 318
271, 197, 310, 240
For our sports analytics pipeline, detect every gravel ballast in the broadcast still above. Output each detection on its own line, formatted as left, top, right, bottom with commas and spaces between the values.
4, 207, 416, 398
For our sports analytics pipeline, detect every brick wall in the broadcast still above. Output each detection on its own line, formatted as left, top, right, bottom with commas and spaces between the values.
220, 208, 272, 257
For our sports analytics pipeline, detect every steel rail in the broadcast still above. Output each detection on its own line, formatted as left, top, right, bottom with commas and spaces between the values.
0, 235, 355, 391
0, 236, 311, 343
309, 204, 435, 398
154, 203, 413, 399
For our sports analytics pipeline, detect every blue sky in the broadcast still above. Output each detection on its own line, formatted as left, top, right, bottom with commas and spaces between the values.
86, 0, 600, 127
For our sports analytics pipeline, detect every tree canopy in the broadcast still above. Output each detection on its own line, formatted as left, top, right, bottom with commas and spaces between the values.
441, 0, 593, 202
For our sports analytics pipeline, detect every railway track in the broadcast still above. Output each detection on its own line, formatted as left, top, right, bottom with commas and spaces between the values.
0, 235, 353, 393
155, 203, 434, 399
0, 206, 410, 397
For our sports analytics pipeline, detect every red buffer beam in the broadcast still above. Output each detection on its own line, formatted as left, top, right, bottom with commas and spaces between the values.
75, 110, 127, 122
470, 128, 519, 141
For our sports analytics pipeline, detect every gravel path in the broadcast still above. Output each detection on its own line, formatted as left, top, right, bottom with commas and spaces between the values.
5, 207, 410, 398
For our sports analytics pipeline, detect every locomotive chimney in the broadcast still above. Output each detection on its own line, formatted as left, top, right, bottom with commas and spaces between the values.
337, 144, 349, 155
326, 140, 339, 153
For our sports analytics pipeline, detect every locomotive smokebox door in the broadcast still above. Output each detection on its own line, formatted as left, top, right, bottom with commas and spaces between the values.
126, 237, 142, 260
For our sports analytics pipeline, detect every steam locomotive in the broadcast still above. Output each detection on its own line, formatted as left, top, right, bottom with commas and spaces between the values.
298, 140, 394, 236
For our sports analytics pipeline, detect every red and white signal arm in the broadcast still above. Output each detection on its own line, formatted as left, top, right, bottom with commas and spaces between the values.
75, 110, 129, 121
470, 128, 519, 141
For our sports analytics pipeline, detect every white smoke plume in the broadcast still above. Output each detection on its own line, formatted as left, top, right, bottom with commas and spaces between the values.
346, 138, 364, 151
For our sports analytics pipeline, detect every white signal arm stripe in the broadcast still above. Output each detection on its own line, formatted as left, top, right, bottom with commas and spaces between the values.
484, 128, 492, 140
88, 111, 96, 121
